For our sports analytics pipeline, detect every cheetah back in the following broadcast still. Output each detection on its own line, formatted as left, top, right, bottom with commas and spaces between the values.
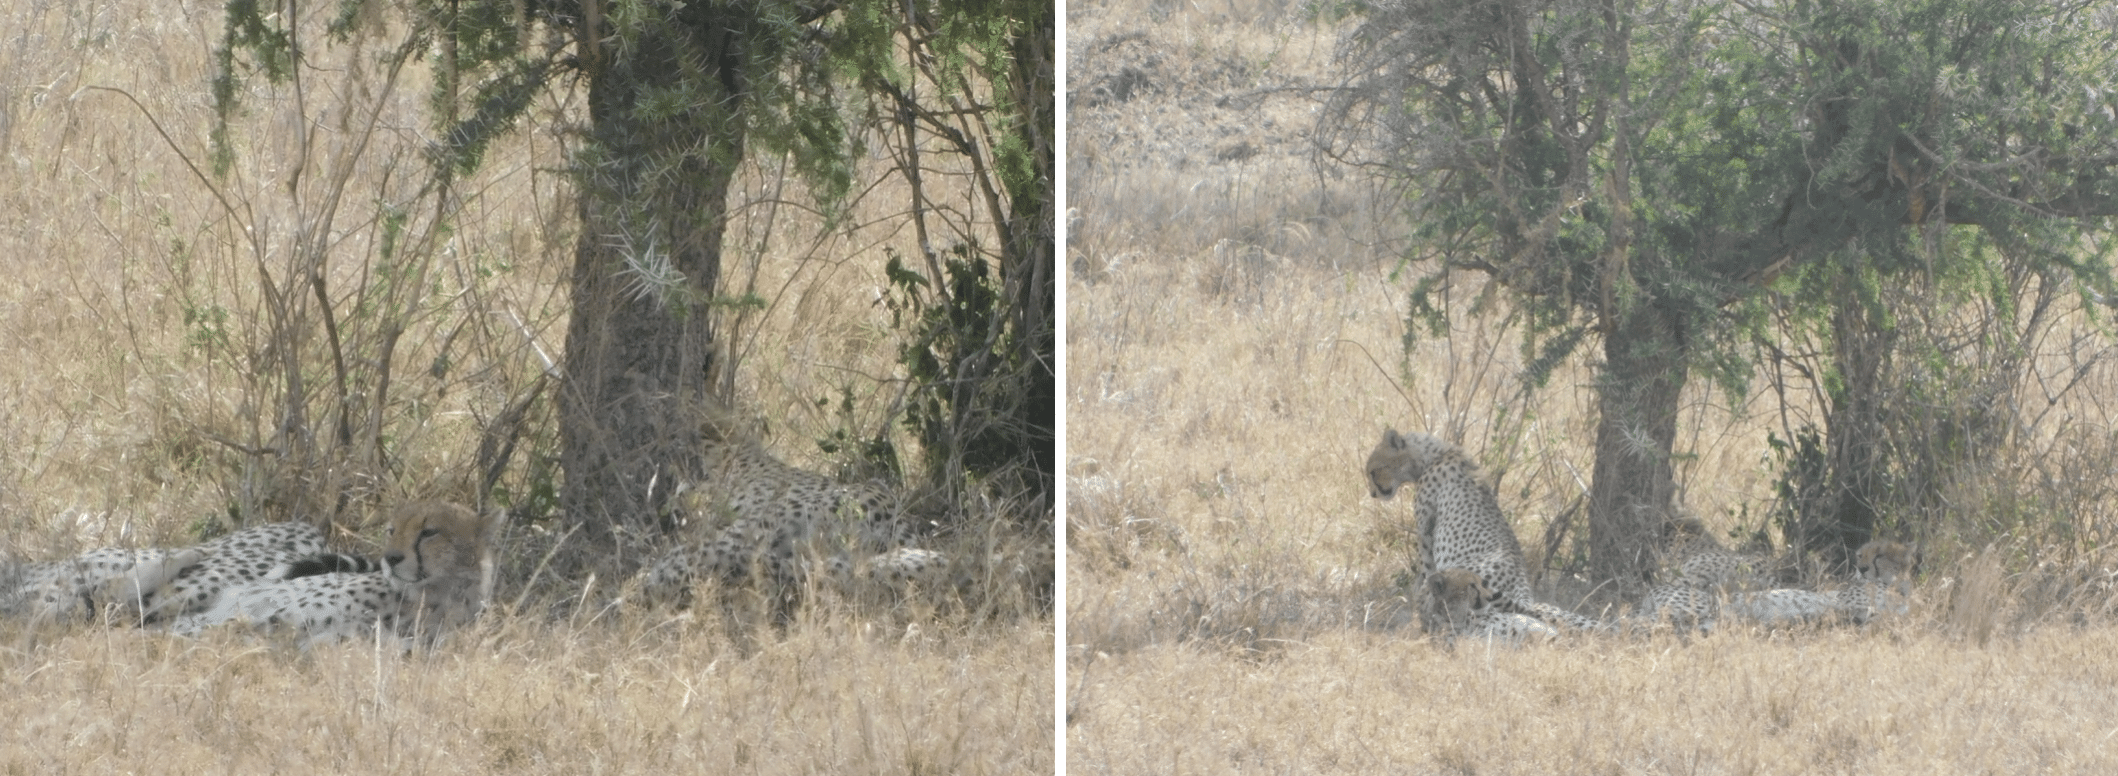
8, 547, 207, 624
1369, 430, 1536, 612
145, 521, 326, 621
640, 442, 913, 612
177, 502, 499, 648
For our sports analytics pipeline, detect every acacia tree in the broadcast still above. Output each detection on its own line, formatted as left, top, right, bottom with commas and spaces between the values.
212, 0, 1054, 556
1756, 0, 2118, 569
1326, 0, 2118, 582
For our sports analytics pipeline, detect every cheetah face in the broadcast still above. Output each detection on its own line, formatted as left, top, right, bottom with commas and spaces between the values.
1854, 540, 1913, 583
1366, 428, 1418, 499
1428, 567, 1499, 630
382, 501, 498, 586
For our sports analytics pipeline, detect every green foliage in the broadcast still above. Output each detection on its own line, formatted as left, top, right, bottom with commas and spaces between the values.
210, 0, 292, 173
1340, 0, 2117, 381
209, 0, 864, 209
1335, 0, 2118, 574
884, 246, 1033, 488
1766, 426, 1828, 546
202, 0, 1050, 537
432, 59, 550, 177
1519, 325, 1587, 391
814, 386, 902, 482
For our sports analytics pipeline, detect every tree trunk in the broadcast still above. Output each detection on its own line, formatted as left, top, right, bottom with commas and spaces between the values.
1801, 271, 1892, 571
558, 9, 753, 560
1587, 297, 1689, 583
1002, 6, 1056, 517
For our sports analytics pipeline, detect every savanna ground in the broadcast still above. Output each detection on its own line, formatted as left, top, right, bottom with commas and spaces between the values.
1065, 0, 2118, 772
0, 0, 1051, 772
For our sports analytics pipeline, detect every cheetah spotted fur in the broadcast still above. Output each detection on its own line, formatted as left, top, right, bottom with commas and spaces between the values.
1661, 517, 1766, 592
636, 438, 930, 622
5, 546, 208, 624
1634, 577, 1717, 635
1429, 567, 1559, 647
176, 502, 500, 648
1838, 539, 1913, 624
141, 521, 327, 622
1726, 588, 1841, 626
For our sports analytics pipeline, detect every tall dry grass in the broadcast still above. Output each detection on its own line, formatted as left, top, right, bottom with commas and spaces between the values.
1067, 0, 2118, 771
1069, 626, 2118, 775
3, 610, 1051, 774
0, 0, 1050, 771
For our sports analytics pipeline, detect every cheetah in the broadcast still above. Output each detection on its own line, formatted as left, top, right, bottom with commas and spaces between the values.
1660, 517, 1767, 592
1428, 567, 1559, 647
140, 521, 327, 622
853, 547, 953, 591
1699, 540, 1914, 628
5, 546, 208, 625
1837, 539, 1913, 624
175, 502, 501, 649
1725, 588, 1842, 627
1633, 576, 1717, 635
635, 437, 925, 624
1366, 429, 1600, 633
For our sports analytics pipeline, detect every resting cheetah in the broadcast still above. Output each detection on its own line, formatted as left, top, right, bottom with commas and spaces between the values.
1660, 517, 1766, 591
1634, 577, 1717, 635
636, 437, 926, 623
1701, 540, 1914, 628
1837, 539, 1913, 624
1366, 429, 1599, 633
5, 546, 207, 624
176, 502, 501, 648
1428, 568, 1559, 647
1725, 588, 1841, 627
141, 521, 327, 622
853, 547, 953, 590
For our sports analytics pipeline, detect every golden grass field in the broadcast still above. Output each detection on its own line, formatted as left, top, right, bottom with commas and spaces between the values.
0, 0, 1052, 773
1066, 0, 2118, 772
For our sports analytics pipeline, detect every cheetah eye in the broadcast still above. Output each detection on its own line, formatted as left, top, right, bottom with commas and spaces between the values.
418, 527, 442, 540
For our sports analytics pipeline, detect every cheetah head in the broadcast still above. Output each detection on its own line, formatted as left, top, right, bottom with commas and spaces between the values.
1854, 539, 1915, 584
1428, 567, 1499, 631
382, 501, 501, 593
1365, 428, 1429, 500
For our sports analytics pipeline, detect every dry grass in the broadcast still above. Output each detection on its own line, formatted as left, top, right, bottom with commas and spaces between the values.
1067, 1, 2118, 772
0, 0, 1050, 771
2, 613, 1051, 774
1069, 625, 2118, 775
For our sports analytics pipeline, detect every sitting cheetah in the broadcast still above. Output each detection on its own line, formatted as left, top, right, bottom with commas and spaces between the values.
5, 546, 207, 624
141, 521, 327, 622
176, 502, 500, 648
1366, 429, 1600, 634
1837, 539, 1913, 624
635, 436, 925, 624
1429, 567, 1559, 647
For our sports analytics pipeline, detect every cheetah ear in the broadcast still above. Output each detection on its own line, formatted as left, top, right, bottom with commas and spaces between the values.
1384, 428, 1407, 450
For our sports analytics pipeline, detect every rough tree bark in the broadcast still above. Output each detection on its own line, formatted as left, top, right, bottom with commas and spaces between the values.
1586, 297, 1687, 583
557, 9, 752, 558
